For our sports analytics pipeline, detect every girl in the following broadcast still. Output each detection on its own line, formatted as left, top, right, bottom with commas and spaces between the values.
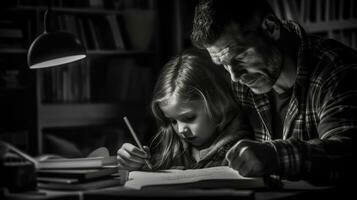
117, 48, 251, 170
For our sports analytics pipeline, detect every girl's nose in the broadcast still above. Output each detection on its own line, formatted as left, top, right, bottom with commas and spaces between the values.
177, 122, 185, 133
180, 127, 193, 138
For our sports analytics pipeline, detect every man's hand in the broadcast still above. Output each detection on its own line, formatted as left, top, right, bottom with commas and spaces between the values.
226, 139, 279, 177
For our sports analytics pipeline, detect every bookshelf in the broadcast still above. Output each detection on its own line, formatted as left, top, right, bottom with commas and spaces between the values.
166, 0, 197, 54
0, 0, 160, 156
0, 6, 33, 152
267, 0, 357, 50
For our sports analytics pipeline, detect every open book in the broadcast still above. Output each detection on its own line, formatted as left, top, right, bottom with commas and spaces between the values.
124, 166, 265, 190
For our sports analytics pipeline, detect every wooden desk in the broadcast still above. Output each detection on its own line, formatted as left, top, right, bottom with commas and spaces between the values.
2, 180, 352, 200
84, 181, 342, 200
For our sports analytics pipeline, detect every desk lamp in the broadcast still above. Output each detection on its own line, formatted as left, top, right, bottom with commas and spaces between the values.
27, 9, 86, 69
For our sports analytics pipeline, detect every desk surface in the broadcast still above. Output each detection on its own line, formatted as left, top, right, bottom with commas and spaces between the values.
2, 180, 352, 200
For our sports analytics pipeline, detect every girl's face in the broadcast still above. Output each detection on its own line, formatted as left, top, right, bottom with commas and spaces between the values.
159, 93, 216, 148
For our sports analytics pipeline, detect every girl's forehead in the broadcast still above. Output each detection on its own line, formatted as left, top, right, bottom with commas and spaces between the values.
160, 90, 191, 105
159, 94, 202, 116
159, 93, 192, 108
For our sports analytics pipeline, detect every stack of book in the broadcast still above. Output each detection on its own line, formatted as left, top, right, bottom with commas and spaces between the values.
36, 155, 127, 191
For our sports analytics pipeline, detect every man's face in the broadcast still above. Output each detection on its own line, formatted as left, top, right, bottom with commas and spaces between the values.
206, 23, 283, 94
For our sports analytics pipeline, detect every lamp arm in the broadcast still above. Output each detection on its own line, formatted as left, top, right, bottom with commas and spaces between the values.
44, 2, 53, 33
43, 9, 50, 33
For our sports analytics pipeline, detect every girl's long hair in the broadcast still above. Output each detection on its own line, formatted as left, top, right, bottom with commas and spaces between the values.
150, 48, 238, 169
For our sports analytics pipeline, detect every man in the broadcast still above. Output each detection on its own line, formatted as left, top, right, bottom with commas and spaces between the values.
191, 0, 356, 184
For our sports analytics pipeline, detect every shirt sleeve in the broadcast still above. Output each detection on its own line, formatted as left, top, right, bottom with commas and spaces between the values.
272, 65, 357, 182
270, 138, 302, 180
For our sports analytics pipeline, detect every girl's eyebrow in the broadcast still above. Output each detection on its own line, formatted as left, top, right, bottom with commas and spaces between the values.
176, 110, 194, 116
163, 110, 193, 120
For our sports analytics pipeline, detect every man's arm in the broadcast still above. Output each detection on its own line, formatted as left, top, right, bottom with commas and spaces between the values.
272, 66, 357, 182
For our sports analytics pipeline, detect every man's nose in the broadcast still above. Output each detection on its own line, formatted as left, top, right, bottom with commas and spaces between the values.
223, 64, 231, 71
225, 64, 246, 78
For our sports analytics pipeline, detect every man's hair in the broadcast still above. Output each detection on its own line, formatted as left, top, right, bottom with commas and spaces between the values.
191, 0, 274, 49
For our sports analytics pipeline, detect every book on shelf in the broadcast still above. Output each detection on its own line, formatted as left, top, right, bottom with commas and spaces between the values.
104, 58, 153, 102
106, 14, 126, 49
0, 28, 23, 38
91, 16, 117, 50
88, 0, 105, 8
80, 17, 98, 50
87, 18, 100, 50
0, 20, 25, 49
40, 60, 91, 103
76, 17, 89, 49
124, 166, 265, 190
104, 59, 132, 101
268, 0, 357, 24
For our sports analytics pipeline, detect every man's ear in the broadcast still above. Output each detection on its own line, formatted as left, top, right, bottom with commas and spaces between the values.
261, 14, 280, 41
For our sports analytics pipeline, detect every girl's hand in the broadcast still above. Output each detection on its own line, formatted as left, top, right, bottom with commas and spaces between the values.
117, 143, 151, 170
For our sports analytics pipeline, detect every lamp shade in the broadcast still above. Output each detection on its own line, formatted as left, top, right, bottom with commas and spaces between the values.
27, 31, 86, 69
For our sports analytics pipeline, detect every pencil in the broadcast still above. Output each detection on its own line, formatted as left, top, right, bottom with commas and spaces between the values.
123, 116, 153, 170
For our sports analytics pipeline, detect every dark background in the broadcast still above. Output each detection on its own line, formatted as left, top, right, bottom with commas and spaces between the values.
0, 0, 356, 157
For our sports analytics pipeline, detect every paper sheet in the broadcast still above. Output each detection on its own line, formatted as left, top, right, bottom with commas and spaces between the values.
125, 166, 262, 189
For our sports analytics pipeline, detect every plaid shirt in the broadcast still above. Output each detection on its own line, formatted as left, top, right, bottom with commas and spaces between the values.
233, 21, 357, 181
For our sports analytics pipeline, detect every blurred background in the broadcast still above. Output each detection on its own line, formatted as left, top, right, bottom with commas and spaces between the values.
0, 0, 356, 157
